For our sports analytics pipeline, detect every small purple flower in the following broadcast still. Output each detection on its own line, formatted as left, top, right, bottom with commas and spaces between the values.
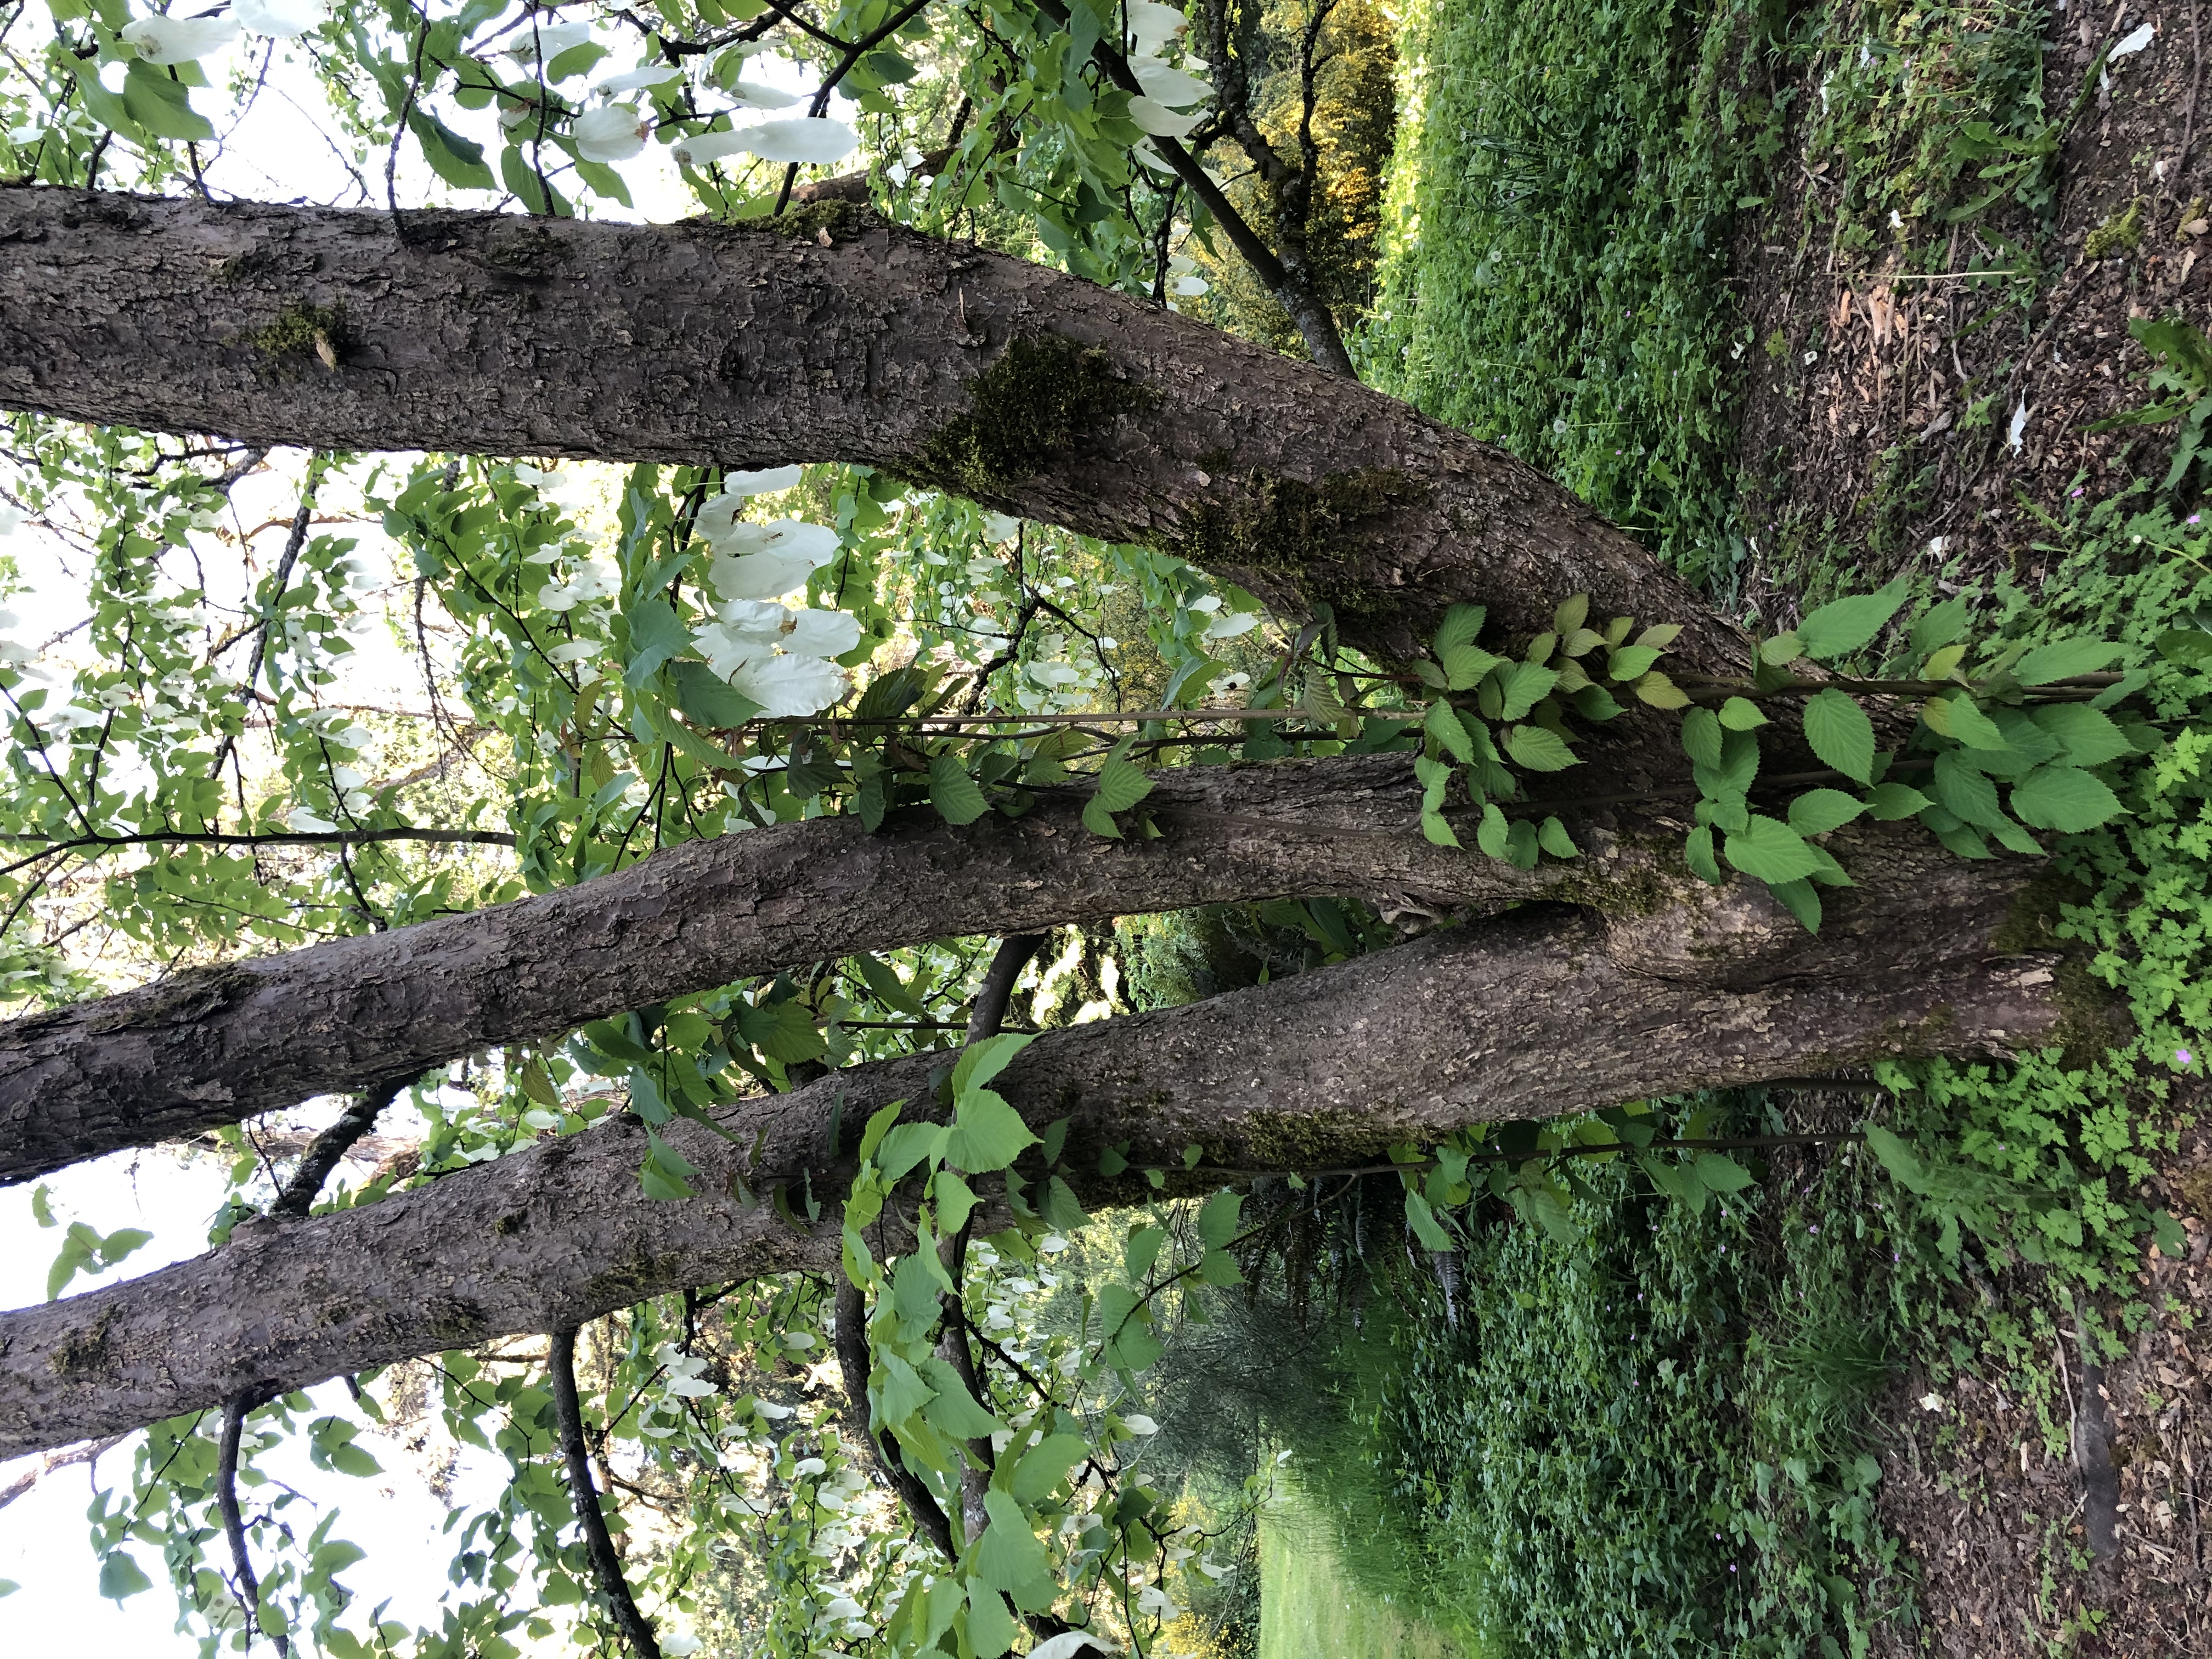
2193, 515, 2204, 527
1809, 1224, 1819, 1234
2179, 1048, 2196, 1068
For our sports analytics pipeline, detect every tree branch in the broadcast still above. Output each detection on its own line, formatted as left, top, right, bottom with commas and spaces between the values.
549, 1327, 662, 1659
0, 893, 2070, 1458
0, 185, 1729, 668
217, 1395, 291, 1659
268, 1075, 410, 1219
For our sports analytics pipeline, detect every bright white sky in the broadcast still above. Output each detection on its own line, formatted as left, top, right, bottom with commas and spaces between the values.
0, 7, 853, 1648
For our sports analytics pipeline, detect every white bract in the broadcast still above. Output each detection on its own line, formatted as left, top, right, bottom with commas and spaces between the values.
720, 464, 806, 498
670, 129, 752, 167
1127, 95, 1203, 139
2112, 21, 2156, 59
725, 116, 859, 165
505, 19, 593, 67
287, 806, 337, 833
725, 79, 803, 109
119, 13, 240, 62
1204, 608, 1260, 640
1127, 0, 1188, 55
234, 0, 328, 36
707, 520, 840, 601
1128, 57, 1212, 109
1172, 274, 1209, 297
596, 63, 684, 94
574, 104, 650, 162
1122, 1413, 1159, 1436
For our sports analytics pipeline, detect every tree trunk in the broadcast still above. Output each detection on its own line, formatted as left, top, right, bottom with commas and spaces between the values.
0, 877, 2070, 1458
0, 747, 2046, 1185
0, 186, 1738, 668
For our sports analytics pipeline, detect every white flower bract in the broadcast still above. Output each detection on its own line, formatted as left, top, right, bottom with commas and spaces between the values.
720, 116, 859, 166
574, 104, 649, 162
235, 0, 329, 36
120, 13, 240, 63
1127, 94, 1203, 138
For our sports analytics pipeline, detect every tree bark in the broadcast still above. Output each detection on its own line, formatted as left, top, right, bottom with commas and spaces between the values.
0, 881, 2069, 1458
0, 185, 1737, 667
0, 753, 1568, 1185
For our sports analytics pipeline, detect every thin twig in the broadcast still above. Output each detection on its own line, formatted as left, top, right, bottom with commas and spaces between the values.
269, 1075, 410, 1218
218, 1396, 291, 1658
548, 1327, 662, 1659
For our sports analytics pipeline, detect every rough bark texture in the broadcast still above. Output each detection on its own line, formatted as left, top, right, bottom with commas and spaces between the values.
0, 185, 1737, 667
0, 885, 2069, 1458
0, 754, 1538, 1183
0, 741, 2052, 1186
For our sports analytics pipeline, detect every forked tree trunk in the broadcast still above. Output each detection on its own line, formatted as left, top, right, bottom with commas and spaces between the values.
0, 884, 2067, 1458
0, 186, 1740, 668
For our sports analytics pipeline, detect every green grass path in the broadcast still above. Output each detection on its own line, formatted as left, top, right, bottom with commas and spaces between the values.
1258, 1489, 1464, 1659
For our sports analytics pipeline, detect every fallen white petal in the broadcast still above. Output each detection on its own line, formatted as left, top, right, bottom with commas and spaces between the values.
2112, 21, 2155, 59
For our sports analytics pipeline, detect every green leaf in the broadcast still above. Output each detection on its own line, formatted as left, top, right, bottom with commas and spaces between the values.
1862, 1125, 1928, 1193
1496, 661, 1559, 720
1503, 817, 1540, 869
1925, 692, 2011, 751
1475, 802, 1509, 859
408, 108, 496, 189
1759, 631, 1804, 666
1908, 596, 1971, 659
1802, 689, 1876, 783
1684, 825, 1722, 885
325, 1441, 383, 1478
1606, 645, 1661, 682
2155, 627, 2212, 667
123, 62, 215, 142
1199, 1188, 1243, 1248
95, 1226, 151, 1266
1694, 1153, 1757, 1194
1124, 1223, 1166, 1282
2026, 704, 2131, 766
1786, 788, 1866, 836
1441, 642, 1501, 691
1766, 878, 1821, 932
1722, 816, 1824, 883
1717, 696, 1768, 730
29, 1184, 54, 1228
2151, 1210, 2189, 1259
1537, 816, 1578, 858
2014, 637, 2124, 686
639, 1131, 698, 1201
2009, 765, 2125, 832
1865, 781, 1931, 820
1681, 707, 1724, 769
975, 1490, 1058, 1608
876, 1352, 936, 1430
1011, 1432, 1089, 1502
918, 1358, 1005, 1440
1435, 602, 1486, 653
1931, 751, 2005, 829
1424, 698, 1474, 762
952, 1031, 1031, 1099
1404, 1189, 1452, 1250
1421, 808, 1462, 848
1503, 724, 1577, 771
1039, 1176, 1088, 1232
945, 1089, 1039, 1173
928, 754, 989, 826
1197, 1247, 1243, 1284
1083, 740, 1153, 836
623, 598, 687, 687
670, 659, 761, 729
932, 1169, 979, 1234
98, 1551, 154, 1601
1794, 578, 1910, 661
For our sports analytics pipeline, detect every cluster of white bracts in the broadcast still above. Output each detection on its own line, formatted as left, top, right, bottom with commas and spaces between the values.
689, 468, 859, 718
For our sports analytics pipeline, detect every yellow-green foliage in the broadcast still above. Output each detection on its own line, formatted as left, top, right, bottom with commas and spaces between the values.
1186, 0, 1398, 353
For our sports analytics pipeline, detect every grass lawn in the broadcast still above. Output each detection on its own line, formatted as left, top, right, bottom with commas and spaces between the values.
1257, 1488, 1467, 1659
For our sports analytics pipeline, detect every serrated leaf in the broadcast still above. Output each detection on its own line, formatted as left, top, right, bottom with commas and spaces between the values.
1634, 671, 1691, 709
1553, 593, 1590, 633
1795, 578, 1910, 661
1435, 602, 1486, 653
1424, 699, 1474, 762
1908, 596, 1970, 658
1420, 809, 1462, 848
1684, 825, 1722, 885
1694, 1153, 1757, 1193
1717, 696, 1768, 730
1931, 751, 2005, 828
1722, 816, 1824, 883
1537, 816, 1578, 858
1786, 788, 1865, 835
2026, 704, 2131, 766
975, 1490, 1057, 1607
1090, 744, 1154, 813
2014, 637, 2123, 685
2009, 765, 2125, 832
1681, 706, 1724, 769
1496, 662, 1560, 720
1766, 877, 1822, 932
928, 754, 989, 826
1560, 627, 1607, 657
123, 62, 215, 142
1922, 691, 2011, 750
932, 1169, 979, 1234
1759, 631, 1803, 666
408, 108, 497, 190
945, 1088, 1039, 1173
1606, 645, 1661, 682
1504, 724, 1577, 771
1011, 1433, 1088, 1503
1802, 688, 1876, 783
2155, 628, 2212, 667
1441, 642, 1501, 691
1475, 802, 1509, 859
1404, 1189, 1452, 1250
1864, 780, 1931, 819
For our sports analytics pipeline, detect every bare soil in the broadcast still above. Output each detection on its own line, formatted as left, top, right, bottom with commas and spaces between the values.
1731, 14, 2212, 1650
